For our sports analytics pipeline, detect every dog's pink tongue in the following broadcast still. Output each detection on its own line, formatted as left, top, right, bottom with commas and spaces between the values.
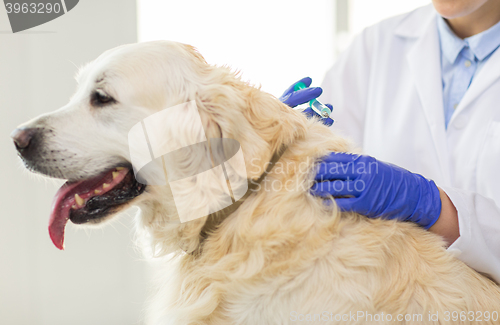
49, 181, 81, 250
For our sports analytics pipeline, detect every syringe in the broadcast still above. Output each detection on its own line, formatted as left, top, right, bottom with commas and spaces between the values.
293, 82, 332, 118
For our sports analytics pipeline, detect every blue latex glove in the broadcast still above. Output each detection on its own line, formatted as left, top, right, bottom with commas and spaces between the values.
279, 77, 322, 107
311, 153, 442, 229
279, 77, 334, 127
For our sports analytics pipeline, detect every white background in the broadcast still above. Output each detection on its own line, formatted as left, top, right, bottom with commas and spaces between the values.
138, 0, 336, 97
139, 0, 430, 96
1, 1, 430, 324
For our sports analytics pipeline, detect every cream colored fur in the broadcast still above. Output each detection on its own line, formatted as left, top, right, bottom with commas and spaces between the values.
20, 41, 500, 324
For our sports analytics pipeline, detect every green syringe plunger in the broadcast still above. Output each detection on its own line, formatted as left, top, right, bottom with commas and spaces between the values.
293, 82, 332, 118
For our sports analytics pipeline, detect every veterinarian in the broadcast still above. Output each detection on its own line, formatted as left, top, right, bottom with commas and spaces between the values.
281, 0, 500, 283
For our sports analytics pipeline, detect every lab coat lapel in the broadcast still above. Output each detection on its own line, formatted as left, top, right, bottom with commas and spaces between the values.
453, 47, 500, 117
405, 15, 450, 182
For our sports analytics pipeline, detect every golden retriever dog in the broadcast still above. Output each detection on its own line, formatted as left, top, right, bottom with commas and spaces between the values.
12, 41, 500, 324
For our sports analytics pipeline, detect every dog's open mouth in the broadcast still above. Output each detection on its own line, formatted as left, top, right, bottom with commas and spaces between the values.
49, 166, 145, 250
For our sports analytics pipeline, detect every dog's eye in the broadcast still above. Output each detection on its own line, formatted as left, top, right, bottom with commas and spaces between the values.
91, 89, 116, 106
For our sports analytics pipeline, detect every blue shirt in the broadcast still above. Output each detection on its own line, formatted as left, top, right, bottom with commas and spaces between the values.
437, 16, 500, 128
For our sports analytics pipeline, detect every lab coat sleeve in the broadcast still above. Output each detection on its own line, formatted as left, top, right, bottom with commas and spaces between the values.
441, 186, 500, 284
320, 29, 374, 149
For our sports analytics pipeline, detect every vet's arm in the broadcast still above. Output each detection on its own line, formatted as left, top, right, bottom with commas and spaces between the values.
429, 188, 459, 246
432, 186, 500, 283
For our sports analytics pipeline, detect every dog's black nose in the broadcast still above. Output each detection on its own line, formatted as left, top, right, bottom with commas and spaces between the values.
11, 127, 37, 151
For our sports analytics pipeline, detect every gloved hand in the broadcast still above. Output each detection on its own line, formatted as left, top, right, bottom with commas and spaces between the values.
279, 77, 334, 127
311, 153, 442, 229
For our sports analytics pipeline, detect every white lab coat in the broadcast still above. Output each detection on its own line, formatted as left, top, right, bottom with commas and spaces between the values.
321, 4, 500, 283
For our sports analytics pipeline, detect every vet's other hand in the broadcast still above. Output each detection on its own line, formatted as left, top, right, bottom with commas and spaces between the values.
279, 77, 322, 107
311, 153, 442, 229
279, 77, 334, 126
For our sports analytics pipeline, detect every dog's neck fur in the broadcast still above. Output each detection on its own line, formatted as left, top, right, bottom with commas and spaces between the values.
194, 142, 289, 256
139, 117, 354, 323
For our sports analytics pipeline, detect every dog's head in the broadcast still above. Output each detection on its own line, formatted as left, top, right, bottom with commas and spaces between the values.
11, 41, 308, 252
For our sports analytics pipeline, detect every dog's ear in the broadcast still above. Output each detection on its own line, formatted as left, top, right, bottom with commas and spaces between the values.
195, 75, 308, 180
242, 88, 308, 154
